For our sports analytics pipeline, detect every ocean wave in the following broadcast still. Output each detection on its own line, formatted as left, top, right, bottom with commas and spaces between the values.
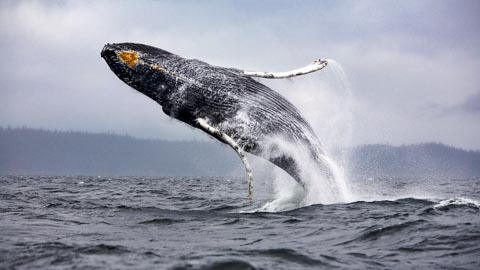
351, 220, 427, 242
138, 218, 185, 225
433, 197, 480, 210
184, 259, 257, 270
251, 197, 432, 213
77, 243, 129, 255
254, 196, 480, 214
240, 248, 334, 267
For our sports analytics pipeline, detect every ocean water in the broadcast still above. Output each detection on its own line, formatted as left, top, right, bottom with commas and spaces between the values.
0, 175, 479, 269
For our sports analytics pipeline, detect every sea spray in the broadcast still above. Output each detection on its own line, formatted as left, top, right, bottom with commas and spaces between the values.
257, 60, 355, 209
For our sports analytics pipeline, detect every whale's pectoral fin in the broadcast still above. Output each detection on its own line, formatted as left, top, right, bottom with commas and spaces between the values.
195, 118, 254, 200
243, 59, 328, 79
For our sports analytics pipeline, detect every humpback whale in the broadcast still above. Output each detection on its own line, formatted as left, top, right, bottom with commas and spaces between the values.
101, 43, 331, 199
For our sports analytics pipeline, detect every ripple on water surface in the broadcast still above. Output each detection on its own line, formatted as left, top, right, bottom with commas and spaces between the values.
0, 175, 479, 269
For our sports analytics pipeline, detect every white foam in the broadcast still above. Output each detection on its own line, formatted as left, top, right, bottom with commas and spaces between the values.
433, 197, 480, 209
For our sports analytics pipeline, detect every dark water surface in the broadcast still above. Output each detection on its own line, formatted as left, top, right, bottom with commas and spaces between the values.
1, 175, 479, 269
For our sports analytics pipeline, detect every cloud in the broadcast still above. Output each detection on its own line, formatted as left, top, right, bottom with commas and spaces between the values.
460, 92, 480, 114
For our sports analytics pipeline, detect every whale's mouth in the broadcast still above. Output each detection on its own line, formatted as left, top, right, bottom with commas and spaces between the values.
101, 44, 138, 68
100, 44, 115, 59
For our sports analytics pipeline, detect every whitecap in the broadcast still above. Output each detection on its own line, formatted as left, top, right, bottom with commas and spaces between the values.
433, 197, 480, 209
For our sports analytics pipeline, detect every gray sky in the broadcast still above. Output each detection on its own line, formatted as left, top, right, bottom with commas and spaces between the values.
1, 0, 479, 150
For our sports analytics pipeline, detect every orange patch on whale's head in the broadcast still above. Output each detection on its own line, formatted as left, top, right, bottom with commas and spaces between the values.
118, 51, 138, 67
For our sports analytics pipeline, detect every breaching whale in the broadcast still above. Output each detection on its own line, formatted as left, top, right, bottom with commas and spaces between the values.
101, 43, 331, 199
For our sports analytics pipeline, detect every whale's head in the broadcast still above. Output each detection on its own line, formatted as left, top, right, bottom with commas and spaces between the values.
101, 43, 177, 103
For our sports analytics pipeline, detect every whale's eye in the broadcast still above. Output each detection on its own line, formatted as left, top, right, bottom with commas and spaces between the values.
118, 51, 138, 67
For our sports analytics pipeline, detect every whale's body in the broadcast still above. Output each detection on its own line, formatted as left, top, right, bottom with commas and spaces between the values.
101, 43, 332, 189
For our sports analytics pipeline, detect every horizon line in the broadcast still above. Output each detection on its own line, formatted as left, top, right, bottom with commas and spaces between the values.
1, 125, 478, 152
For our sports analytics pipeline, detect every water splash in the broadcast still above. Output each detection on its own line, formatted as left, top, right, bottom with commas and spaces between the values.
257, 60, 355, 210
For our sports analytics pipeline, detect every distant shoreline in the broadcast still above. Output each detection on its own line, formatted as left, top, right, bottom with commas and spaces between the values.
1, 127, 479, 178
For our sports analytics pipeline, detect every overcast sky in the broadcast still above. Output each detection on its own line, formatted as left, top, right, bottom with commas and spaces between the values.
1, 0, 479, 150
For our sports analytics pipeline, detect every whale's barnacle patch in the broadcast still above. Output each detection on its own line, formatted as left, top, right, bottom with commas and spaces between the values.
151, 64, 167, 72
118, 51, 138, 67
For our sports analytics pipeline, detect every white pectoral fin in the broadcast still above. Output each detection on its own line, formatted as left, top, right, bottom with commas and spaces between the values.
196, 118, 253, 200
243, 59, 328, 79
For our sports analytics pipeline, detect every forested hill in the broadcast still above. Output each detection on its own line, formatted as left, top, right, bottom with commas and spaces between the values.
348, 143, 480, 178
0, 127, 239, 176
1, 127, 479, 178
